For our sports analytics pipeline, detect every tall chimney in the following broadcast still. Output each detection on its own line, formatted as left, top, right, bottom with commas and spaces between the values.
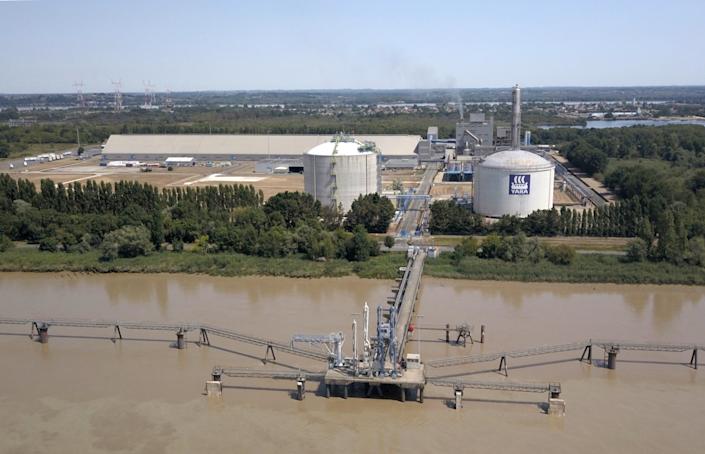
511, 84, 521, 149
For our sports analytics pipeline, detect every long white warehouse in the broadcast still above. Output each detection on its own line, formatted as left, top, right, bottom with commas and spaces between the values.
101, 134, 421, 161
473, 149, 554, 218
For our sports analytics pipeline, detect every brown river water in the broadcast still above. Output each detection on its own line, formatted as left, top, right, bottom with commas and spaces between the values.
1, 272, 704, 453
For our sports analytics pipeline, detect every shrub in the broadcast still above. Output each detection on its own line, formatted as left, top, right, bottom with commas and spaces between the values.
38, 236, 59, 252
0, 234, 13, 252
545, 244, 576, 265
384, 235, 395, 249
100, 225, 154, 261
625, 238, 648, 262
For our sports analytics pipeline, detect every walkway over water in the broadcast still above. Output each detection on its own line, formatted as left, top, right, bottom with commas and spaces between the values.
0, 317, 329, 362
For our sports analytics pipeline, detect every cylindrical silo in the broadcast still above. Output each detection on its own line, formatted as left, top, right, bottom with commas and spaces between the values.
473, 149, 554, 218
304, 138, 379, 213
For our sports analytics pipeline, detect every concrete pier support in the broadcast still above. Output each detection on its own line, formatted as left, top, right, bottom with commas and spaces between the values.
480, 325, 485, 344
296, 378, 306, 400
445, 324, 450, 343
205, 380, 222, 397
418, 386, 424, 403
342, 384, 348, 399
325, 384, 331, 398
454, 387, 463, 410
607, 347, 619, 370
548, 398, 566, 416
38, 324, 49, 344
176, 330, 186, 349
400, 386, 406, 402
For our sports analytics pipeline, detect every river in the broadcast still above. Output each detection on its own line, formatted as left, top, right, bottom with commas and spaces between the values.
540, 118, 705, 129
1, 273, 704, 453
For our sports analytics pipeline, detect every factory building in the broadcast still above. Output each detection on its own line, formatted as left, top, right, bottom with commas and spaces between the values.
472, 85, 555, 217
455, 113, 494, 154
303, 137, 380, 212
101, 134, 421, 162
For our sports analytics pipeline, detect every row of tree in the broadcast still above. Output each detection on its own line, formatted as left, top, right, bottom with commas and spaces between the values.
0, 174, 395, 262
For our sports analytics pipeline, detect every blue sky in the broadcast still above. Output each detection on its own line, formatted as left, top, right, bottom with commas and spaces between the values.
1, 0, 704, 93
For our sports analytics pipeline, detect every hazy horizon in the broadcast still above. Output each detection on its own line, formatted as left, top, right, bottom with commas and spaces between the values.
2, 0, 704, 94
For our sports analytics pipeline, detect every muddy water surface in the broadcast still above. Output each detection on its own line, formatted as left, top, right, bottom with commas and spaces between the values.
1, 273, 704, 453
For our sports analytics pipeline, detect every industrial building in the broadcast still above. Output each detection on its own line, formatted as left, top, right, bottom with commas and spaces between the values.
455, 113, 494, 155
472, 85, 555, 217
101, 134, 421, 162
473, 149, 555, 217
303, 137, 380, 212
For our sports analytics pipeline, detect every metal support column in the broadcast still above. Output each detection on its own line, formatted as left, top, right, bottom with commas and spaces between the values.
445, 323, 450, 343
580, 344, 592, 364
418, 386, 424, 403
690, 349, 698, 370
113, 325, 122, 341
498, 356, 508, 376
264, 344, 276, 362
480, 325, 485, 344
200, 328, 210, 346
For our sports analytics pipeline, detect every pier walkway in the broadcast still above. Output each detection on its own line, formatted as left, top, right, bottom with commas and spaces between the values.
0, 317, 329, 362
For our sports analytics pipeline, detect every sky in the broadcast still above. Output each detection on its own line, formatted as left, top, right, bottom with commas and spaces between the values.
1, 0, 704, 93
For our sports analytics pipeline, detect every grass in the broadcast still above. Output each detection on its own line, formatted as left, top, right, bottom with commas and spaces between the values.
426, 235, 630, 252
425, 253, 705, 285
0, 249, 407, 280
2, 248, 703, 285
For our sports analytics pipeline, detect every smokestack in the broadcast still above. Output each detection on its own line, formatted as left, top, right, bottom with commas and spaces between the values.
511, 84, 521, 149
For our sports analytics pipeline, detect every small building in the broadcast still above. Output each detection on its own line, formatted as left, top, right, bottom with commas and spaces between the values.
164, 156, 195, 166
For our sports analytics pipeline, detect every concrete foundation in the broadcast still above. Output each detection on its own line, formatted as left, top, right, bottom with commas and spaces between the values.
38, 326, 49, 344
205, 380, 222, 397
607, 347, 619, 370
548, 398, 566, 416
454, 390, 463, 410
176, 331, 186, 349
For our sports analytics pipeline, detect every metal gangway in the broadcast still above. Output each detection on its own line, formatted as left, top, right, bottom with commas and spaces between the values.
426, 339, 704, 374
0, 317, 329, 362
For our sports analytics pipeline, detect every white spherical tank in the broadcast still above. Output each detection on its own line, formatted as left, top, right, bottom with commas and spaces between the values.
304, 138, 380, 213
473, 149, 554, 218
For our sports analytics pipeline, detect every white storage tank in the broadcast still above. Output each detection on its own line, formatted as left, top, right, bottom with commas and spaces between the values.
473, 149, 554, 218
304, 137, 380, 213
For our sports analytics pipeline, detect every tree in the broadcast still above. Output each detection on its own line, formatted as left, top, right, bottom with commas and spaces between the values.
264, 191, 321, 228
38, 236, 59, 252
384, 235, 395, 249
345, 225, 378, 261
477, 233, 506, 259
344, 193, 395, 234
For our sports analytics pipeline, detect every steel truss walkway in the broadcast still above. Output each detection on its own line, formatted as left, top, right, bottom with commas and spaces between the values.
0, 317, 328, 362
426, 339, 704, 373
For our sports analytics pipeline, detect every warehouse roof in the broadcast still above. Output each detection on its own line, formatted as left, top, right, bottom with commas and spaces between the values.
102, 134, 421, 157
